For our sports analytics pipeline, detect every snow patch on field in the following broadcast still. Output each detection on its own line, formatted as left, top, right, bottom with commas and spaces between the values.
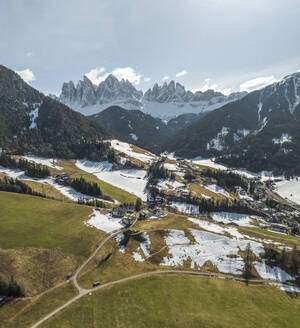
86, 210, 123, 233
210, 212, 260, 227
22, 155, 63, 170
157, 179, 185, 191
169, 202, 200, 215
204, 184, 231, 198
165, 230, 190, 246
110, 139, 155, 163
160, 224, 293, 281
275, 178, 300, 205
94, 169, 148, 201
75, 160, 113, 173
254, 260, 294, 282
188, 217, 245, 240
140, 232, 151, 257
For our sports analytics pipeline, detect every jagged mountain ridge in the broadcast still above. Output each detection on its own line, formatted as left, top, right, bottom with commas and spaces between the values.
57, 74, 247, 119
0, 65, 112, 160
163, 72, 300, 175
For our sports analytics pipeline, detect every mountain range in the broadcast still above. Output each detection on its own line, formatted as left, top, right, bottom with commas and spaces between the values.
57, 74, 246, 119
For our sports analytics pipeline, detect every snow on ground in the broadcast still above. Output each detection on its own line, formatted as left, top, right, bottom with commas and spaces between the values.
22, 155, 63, 170
115, 233, 126, 253
190, 157, 275, 181
188, 217, 245, 240
160, 222, 293, 281
163, 163, 179, 171
133, 252, 144, 262
75, 160, 113, 173
157, 179, 185, 191
204, 184, 231, 198
275, 178, 300, 205
130, 133, 138, 141
86, 210, 123, 233
94, 169, 148, 201
161, 229, 257, 274
210, 212, 261, 227
169, 202, 200, 216
28, 106, 39, 129
272, 133, 292, 144
254, 260, 294, 282
0, 166, 25, 179
110, 139, 155, 163
131, 232, 151, 262
165, 229, 190, 246
140, 232, 151, 257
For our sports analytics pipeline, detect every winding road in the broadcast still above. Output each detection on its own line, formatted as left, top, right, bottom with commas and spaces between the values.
30, 216, 296, 328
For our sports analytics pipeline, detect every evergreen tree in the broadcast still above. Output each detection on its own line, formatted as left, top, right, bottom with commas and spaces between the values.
243, 243, 253, 285
135, 198, 142, 211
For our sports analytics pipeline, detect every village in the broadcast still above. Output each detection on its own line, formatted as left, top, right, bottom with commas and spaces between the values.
93, 156, 300, 237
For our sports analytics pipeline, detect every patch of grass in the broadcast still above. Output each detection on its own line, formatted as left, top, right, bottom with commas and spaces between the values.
21, 180, 71, 202
188, 183, 227, 200
240, 226, 300, 248
0, 283, 77, 328
43, 275, 300, 328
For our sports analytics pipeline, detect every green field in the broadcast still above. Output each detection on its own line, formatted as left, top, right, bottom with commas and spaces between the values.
0, 283, 77, 328
0, 191, 103, 295
42, 275, 300, 328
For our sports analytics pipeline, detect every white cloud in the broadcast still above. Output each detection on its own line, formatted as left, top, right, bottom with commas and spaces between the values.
176, 69, 188, 78
162, 76, 169, 81
143, 77, 151, 82
15, 69, 36, 83
239, 75, 278, 92
85, 66, 142, 85
191, 78, 232, 96
85, 67, 105, 85
26, 52, 33, 57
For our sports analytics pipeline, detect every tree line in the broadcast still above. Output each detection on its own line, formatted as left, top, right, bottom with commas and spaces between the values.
201, 168, 249, 190
0, 153, 50, 178
147, 160, 175, 188
0, 176, 45, 197
71, 177, 102, 197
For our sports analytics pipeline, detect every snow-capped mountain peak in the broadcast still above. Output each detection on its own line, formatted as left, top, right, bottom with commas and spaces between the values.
57, 74, 247, 119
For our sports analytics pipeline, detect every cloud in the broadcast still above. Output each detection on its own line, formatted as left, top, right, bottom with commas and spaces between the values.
85, 67, 105, 85
143, 77, 151, 82
26, 51, 33, 57
191, 78, 232, 96
162, 76, 169, 81
176, 70, 188, 78
85, 66, 142, 85
15, 68, 35, 83
239, 75, 278, 92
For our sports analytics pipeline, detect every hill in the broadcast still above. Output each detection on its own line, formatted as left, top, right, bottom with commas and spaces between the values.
163, 72, 300, 175
0, 65, 112, 160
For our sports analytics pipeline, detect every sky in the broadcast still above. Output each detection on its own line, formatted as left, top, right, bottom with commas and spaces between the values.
1, 0, 300, 95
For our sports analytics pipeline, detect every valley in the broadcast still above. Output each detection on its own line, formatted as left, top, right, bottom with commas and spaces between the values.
1, 63, 300, 327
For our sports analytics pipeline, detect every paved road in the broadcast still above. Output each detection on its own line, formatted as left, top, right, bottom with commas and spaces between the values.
30, 215, 294, 328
